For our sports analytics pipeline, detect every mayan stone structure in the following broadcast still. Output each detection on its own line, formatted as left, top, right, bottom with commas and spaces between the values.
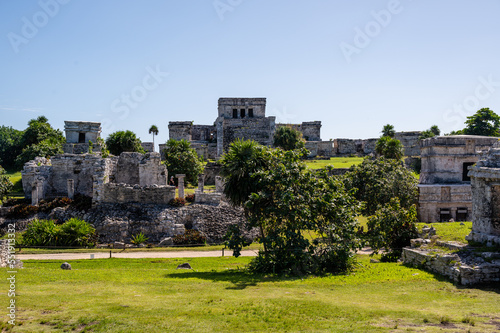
63, 121, 102, 154
466, 146, 500, 246
418, 135, 499, 222
22, 152, 174, 206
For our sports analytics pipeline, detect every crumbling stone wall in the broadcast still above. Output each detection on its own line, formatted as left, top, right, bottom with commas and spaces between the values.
64, 121, 101, 144
192, 125, 216, 141
141, 142, 154, 152
467, 147, 500, 246
99, 183, 175, 205
220, 117, 276, 153
168, 121, 192, 141
395, 131, 421, 157
333, 138, 377, 156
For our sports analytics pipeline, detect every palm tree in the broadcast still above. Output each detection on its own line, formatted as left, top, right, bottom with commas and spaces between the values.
148, 125, 159, 149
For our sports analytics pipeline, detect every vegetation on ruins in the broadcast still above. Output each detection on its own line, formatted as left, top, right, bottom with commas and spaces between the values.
0, 166, 13, 202
221, 140, 362, 275
381, 123, 395, 138
105, 130, 144, 155
169, 197, 186, 207
148, 124, 159, 146
162, 139, 203, 186
343, 157, 418, 216
130, 232, 149, 245
273, 125, 305, 151
375, 136, 404, 160
22, 218, 96, 247
365, 198, 418, 261
419, 124, 441, 140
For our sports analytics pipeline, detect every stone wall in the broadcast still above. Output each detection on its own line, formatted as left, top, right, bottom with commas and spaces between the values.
99, 183, 175, 205
395, 131, 421, 157
333, 138, 377, 156
141, 142, 154, 153
194, 192, 222, 205
305, 141, 333, 157
467, 147, 500, 246
64, 121, 101, 144
192, 125, 216, 141
168, 121, 192, 141
276, 121, 322, 142
418, 184, 471, 222
220, 117, 276, 153
203, 162, 221, 185
218, 97, 266, 119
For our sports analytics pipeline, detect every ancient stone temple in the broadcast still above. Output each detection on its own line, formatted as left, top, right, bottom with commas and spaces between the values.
418, 135, 499, 222
63, 121, 102, 154
166, 97, 331, 159
466, 146, 500, 246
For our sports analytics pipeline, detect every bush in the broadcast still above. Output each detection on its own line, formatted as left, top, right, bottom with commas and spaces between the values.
131, 232, 149, 245
22, 218, 96, 247
185, 194, 195, 203
162, 139, 203, 186
169, 197, 186, 207
172, 229, 206, 246
6, 204, 38, 218
6, 197, 73, 218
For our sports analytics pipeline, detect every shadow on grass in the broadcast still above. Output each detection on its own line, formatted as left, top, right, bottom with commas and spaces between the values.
165, 269, 300, 290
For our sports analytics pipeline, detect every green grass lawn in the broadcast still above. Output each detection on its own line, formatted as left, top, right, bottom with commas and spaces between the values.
2, 255, 499, 332
305, 157, 364, 169
416, 222, 472, 243
5, 170, 23, 197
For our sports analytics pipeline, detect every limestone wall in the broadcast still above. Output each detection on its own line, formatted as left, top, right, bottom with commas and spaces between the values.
141, 142, 154, 153
417, 184, 471, 222
100, 183, 175, 205
192, 125, 216, 141
195, 192, 222, 205
395, 131, 421, 157
218, 97, 266, 119
220, 117, 276, 153
168, 121, 192, 141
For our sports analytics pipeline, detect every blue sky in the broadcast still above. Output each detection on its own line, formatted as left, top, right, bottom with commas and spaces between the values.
1, 0, 500, 148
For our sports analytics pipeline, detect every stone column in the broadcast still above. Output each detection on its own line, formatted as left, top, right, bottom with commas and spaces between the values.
31, 183, 39, 206
197, 174, 205, 193
67, 179, 75, 199
215, 176, 224, 193
176, 174, 186, 199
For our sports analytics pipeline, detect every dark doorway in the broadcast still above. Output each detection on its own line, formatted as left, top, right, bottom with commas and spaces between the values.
240, 109, 245, 118
456, 207, 468, 222
78, 133, 86, 143
440, 208, 452, 222
232, 109, 238, 118
462, 162, 474, 181
248, 108, 254, 117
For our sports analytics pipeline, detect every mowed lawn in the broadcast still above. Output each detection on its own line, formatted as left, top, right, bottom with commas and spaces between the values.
305, 157, 364, 169
2, 254, 499, 332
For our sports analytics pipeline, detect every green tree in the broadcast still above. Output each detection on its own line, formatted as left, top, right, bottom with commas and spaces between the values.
365, 198, 418, 262
219, 139, 270, 207
375, 136, 404, 160
149, 125, 159, 147
419, 125, 441, 140
343, 157, 418, 216
15, 116, 65, 167
162, 139, 203, 186
0, 126, 23, 169
273, 126, 306, 151
0, 166, 13, 202
381, 124, 395, 138
105, 130, 144, 156
463, 108, 500, 136
221, 142, 362, 275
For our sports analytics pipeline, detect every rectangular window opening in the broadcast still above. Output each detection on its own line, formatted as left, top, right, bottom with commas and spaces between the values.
232, 109, 238, 118
248, 108, 254, 117
78, 132, 86, 143
440, 208, 452, 222
462, 162, 474, 181
456, 207, 468, 222
240, 109, 245, 118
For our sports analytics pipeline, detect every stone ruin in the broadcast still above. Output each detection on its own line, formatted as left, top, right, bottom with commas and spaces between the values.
22, 152, 175, 206
466, 145, 500, 246
63, 121, 102, 154
417, 135, 499, 223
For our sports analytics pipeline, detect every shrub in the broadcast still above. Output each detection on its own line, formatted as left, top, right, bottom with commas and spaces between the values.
6, 204, 38, 218
173, 229, 206, 246
169, 197, 186, 207
185, 194, 195, 203
131, 232, 149, 245
22, 218, 96, 247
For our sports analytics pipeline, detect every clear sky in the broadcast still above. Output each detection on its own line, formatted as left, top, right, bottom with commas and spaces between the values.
1, 0, 499, 149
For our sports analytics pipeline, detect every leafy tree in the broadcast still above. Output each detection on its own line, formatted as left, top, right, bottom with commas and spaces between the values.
273, 126, 305, 151
343, 157, 418, 216
221, 141, 362, 275
0, 166, 13, 202
219, 139, 271, 207
162, 139, 203, 186
381, 124, 395, 138
365, 198, 418, 262
15, 116, 65, 167
0, 126, 23, 169
419, 125, 441, 140
463, 108, 500, 136
105, 130, 144, 156
375, 136, 404, 160
149, 125, 159, 146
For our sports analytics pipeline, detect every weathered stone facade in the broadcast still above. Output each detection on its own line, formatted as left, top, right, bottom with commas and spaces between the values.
22, 152, 174, 206
63, 121, 102, 154
418, 135, 499, 222
466, 146, 500, 246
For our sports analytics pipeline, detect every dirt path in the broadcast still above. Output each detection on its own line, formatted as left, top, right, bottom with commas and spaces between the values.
17, 250, 258, 260
17, 247, 375, 260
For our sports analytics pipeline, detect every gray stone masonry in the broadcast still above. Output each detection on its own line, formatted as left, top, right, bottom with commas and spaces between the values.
64, 121, 101, 144
466, 146, 500, 246
141, 142, 154, 153
176, 174, 186, 199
